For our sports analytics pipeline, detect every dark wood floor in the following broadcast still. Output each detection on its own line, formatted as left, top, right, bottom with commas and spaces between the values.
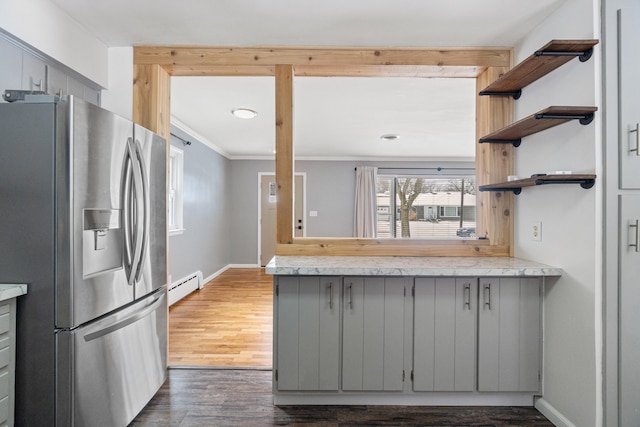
131, 369, 553, 427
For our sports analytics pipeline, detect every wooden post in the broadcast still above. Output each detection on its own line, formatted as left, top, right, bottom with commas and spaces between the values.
275, 65, 294, 246
476, 66, 514, 252
132, 63, 171, 139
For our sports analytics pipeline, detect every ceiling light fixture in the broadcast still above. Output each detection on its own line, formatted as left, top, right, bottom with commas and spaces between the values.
380, 134, 400, 141
231, 108, 258, 119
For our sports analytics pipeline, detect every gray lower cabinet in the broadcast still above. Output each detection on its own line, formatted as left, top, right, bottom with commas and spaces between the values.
477, 278, 541, 392
342, 277, 406, 391
619, 195, 640, 426
0, 299, 16, 427
275, 276, 340, 391
274, 275, 541, 396
413, 278, 477, 391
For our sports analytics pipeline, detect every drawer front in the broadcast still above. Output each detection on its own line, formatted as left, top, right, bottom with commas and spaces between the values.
0, 371, 7, 399
0, 395, 7, 424
0, 313, 10, 336
0, 348, 9, 370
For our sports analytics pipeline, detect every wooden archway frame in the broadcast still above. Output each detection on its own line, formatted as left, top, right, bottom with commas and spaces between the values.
133, 46, 513, 257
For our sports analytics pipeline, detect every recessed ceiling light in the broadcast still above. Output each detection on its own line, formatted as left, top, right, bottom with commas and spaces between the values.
380, 134, 400, 141
231, 108, 258, 119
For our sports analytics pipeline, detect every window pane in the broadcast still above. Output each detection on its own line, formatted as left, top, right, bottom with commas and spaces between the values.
376, 176, 393, 238
376, 175, 476, 239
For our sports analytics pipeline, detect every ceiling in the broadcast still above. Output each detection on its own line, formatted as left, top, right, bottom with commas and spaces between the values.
50, 0, 567, 160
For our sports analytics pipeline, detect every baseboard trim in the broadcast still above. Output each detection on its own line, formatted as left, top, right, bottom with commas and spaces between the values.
535, 397, 576, 427
202, 264, 262, 287
275, 393, 536, 406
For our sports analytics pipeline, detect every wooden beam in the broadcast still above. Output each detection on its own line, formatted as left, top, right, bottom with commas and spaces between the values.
275, 64, 294, 246
134, 46, 511, 69
277, 239, 509, 257
476, 66, 514, 252
163, 64, 485, 78
131, 45, 515, 257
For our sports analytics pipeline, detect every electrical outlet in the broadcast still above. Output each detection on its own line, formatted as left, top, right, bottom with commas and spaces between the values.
531, 221, 542, 242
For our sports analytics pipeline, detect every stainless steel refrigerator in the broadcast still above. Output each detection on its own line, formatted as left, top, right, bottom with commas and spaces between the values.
0, 95, 167, 426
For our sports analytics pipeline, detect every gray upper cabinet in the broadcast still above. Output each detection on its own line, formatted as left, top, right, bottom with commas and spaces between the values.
342, 277, 406, 391
477, 277, 541, 392
0, 34, 101, 107
413, 278, 477, 392
619, 1, 640, 189
275, 276, 340, 391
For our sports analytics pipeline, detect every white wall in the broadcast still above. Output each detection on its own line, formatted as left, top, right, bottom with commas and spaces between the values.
0, 0, 107, 87
101, 47, 133, 119
512, 0, 601, 426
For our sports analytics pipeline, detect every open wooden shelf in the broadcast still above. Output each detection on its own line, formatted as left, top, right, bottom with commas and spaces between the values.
479, 106, 597, 146
479, 39, 599, 99
479, 174, 597, 195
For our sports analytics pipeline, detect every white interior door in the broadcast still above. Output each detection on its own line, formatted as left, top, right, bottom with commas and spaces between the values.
259, 174, 304, 266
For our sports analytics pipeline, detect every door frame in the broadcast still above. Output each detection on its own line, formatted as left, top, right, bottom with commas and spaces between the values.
258, 172, 307, 266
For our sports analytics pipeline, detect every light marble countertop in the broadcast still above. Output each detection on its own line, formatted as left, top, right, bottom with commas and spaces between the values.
265, 256, 562, 277
0, 284, 28, 302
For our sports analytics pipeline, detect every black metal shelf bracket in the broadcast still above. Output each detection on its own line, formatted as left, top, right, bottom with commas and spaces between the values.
533, 178, 596, 189
534, 113, 595, 125
479, 186, 522, 195
478, 89, 522, 100
478, 138, 522, 147
534, 47, 594, 62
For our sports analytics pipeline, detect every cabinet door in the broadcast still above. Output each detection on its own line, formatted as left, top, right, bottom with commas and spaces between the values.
21, 53, 46, 92
478, 278, 541, 392
0, 38, 22, 103
342, 277, 405, 391
413, 278, 476, 391
275, 276, 340, 391
47, 65, 68, 97
620, 195, 640, 426
619, 1, 640, 188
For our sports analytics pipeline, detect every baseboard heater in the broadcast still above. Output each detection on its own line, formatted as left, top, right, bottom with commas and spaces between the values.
168, 271, 203, 306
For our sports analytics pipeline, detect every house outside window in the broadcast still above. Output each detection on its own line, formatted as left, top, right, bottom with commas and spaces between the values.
376, 174, 476, 239
168, 145, 184, 235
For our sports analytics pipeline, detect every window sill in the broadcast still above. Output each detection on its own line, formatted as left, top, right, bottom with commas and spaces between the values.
169, 228, 186, 237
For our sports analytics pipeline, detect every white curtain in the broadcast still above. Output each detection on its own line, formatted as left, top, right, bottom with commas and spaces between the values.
354, 166, 378, 238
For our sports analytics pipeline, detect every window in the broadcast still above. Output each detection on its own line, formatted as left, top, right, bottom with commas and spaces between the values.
376, 174, 476, 239
168, 145, 184, 235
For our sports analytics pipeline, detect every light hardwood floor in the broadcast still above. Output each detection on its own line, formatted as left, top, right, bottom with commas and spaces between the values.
168, 268, 273, 367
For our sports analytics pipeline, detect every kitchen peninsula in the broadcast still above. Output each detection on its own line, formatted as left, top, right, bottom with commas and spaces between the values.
266, 256, 561, 406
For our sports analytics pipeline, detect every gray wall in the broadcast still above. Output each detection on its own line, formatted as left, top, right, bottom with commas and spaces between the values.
228, 159, 474, 264
168, 127, 231, 281
228, 159, 275, 264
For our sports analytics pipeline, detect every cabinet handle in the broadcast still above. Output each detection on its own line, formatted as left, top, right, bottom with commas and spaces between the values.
630, 220, 640, 253
464, 283, 471, 310
483, 283, 492, 310
630, 123, 640, 156
349, 284, 353, 310
328, 282, 333, 309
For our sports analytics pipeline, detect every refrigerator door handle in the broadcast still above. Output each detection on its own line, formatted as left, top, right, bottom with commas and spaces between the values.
83, 291, 164, 342
128, 138, 145, 287
133, 139, 149, 283
122, 138, 135, 282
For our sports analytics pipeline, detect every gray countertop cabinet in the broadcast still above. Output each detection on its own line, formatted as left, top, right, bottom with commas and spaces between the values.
478, 278, 541, 392
275, 276, 340, 391
413, 277, 477, 392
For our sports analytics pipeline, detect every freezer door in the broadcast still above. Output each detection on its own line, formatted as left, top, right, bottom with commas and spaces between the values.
56, 288, 167, 427
132, 124, 167, 300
